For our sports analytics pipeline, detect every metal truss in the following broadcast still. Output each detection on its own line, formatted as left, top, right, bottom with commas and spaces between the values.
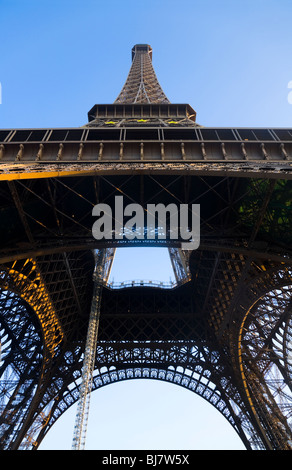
0, 174, 291, 450
0, 288, 43, 449
0, 44, 292, 451
168, 247, 191, 284
114, 45, 170, 104
228, 267, 292, 450
72, 249, 106, 450
1, 255, 291, 449
41, 340, 257, 450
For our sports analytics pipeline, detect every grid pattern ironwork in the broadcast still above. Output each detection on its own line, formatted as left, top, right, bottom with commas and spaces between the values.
0, 45, 291, 450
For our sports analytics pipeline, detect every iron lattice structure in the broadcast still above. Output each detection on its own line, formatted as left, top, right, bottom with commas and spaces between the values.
0, 44, 292, 450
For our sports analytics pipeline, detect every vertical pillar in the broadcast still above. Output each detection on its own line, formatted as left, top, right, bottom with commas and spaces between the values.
72, 249, 105, 450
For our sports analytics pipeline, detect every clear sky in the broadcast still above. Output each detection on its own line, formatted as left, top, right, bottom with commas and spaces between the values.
1, 0, 292, 451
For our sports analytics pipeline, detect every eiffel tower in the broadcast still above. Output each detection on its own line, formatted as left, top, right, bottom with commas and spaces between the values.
0, 44, 292, 450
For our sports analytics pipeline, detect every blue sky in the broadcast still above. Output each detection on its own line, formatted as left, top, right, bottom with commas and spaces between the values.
1, 0, 292, 451
1, 0, 292, 129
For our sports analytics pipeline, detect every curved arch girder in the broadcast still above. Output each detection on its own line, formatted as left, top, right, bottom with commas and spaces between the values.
230, 266, 292, 450
38, 349, 255, 451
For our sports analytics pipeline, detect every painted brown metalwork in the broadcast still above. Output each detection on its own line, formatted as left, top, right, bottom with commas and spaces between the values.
0, 45, 292, 450
114, 45, 170, 104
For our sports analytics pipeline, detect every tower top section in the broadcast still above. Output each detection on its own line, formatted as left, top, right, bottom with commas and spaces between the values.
131, 44, 153, 61
87, 44, 197, 126
114, 43, 170, 104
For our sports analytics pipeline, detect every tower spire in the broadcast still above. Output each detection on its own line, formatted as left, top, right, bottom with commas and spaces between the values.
114, 44, 170, 104
87, 43, 198, 127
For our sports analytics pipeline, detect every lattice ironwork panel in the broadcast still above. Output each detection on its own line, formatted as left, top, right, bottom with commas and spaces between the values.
1, 44, 292, 451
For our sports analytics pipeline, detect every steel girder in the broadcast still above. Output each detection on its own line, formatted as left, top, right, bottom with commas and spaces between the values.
114, 45, 170, 105
1, 44, 292, 451
0, 168, 291, 451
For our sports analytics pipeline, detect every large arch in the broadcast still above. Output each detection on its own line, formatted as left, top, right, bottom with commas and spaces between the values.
35, 339, 255, 450
0, 286, 43, 448
1, 257, 292, 450
229, 266, 292, 450
0, 261, 64, 450
39, 374, 248, 450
